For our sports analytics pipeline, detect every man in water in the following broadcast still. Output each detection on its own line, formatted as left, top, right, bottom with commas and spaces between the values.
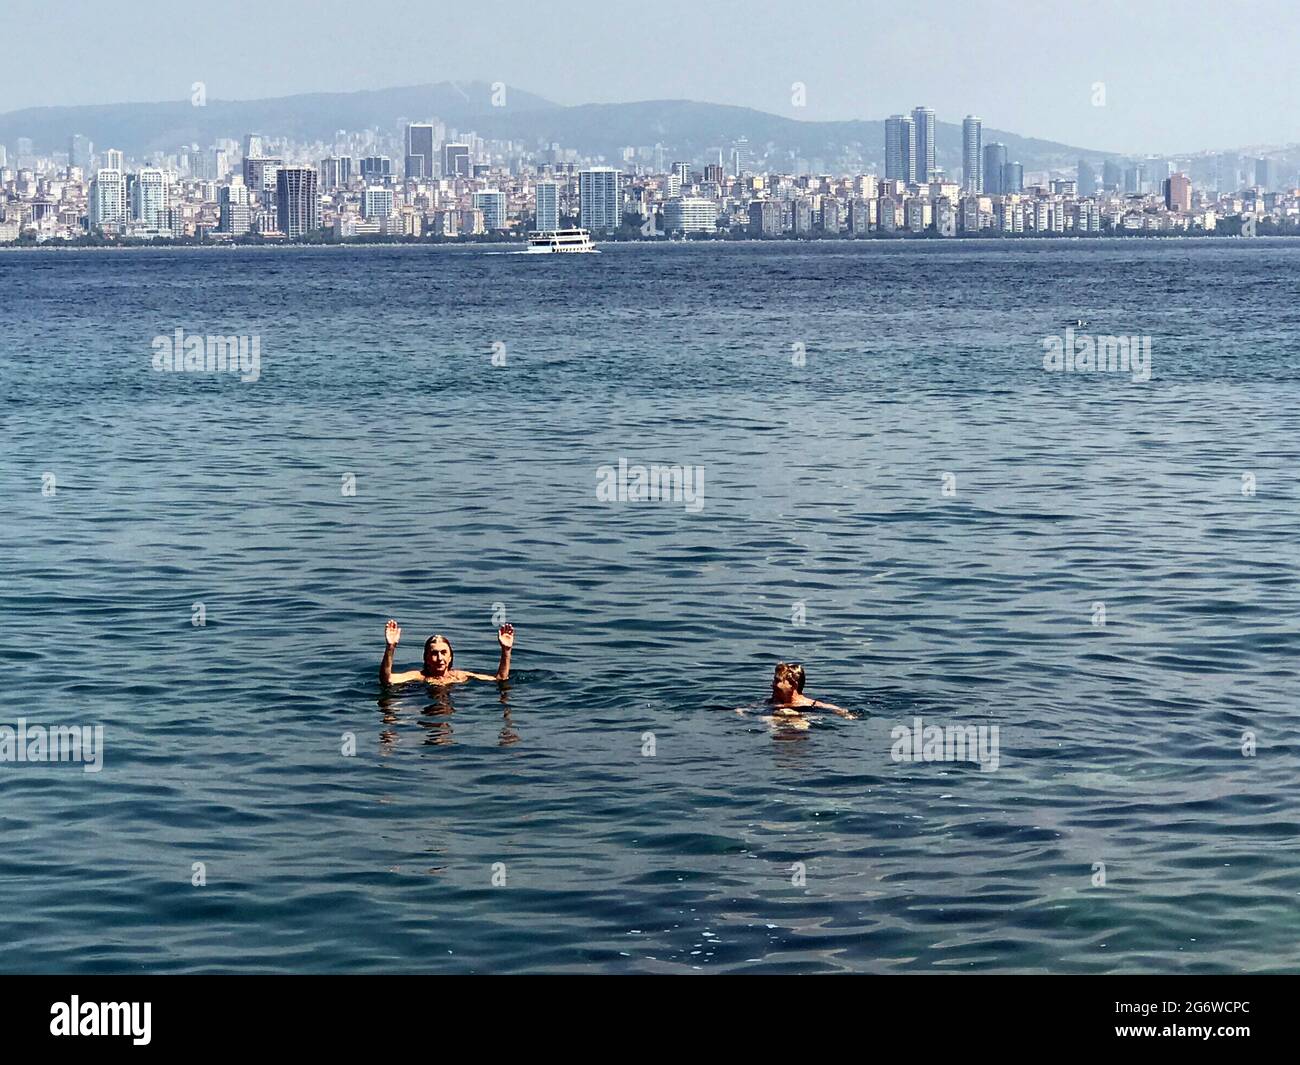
380, 619, 514, 686
765, 662, 853, 721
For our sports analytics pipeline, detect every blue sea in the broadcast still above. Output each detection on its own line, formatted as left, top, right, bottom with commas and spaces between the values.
2, 239, 1299, 974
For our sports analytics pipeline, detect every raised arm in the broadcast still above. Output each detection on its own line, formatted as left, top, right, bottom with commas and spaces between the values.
380, 619, 425, 686
460, 624, 515, 681
495, 623, 513, 680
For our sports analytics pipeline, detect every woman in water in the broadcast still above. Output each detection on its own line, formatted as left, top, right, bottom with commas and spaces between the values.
766, 662, 853, 721
736, 662, 854, 726
380, 619, 514, 686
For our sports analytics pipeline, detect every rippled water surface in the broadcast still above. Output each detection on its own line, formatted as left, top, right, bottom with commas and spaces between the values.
2, 240, 1299, 973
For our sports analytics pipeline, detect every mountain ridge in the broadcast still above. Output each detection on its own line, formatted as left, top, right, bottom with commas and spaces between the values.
0, 81, 1115, 172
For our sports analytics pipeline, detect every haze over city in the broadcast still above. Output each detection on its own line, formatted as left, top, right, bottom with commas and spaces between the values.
5, 0, 1297, 155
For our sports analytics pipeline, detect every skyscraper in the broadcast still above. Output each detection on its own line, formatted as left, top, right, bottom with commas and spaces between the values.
578, 167, 621, 231
1255, 157, 1277, 191
983, 143, 1007, 195
962, 116, 982, 192
474, 190, 507, 230
913, 107, 936, 183
535, 180, 559, 230
131, 168, 168, 226
405, 123, 435, 181
104, 148, 125, 173
1002, 161, 1024, 194
69, 134, 93, 171
359, 156, 392, 184
243, 134, 264, 161
1164, 173, 1192, 213
442, 143, 470, 178
89, 168, 127, 231
276, 166, 320, 238
885, 115, 916, 184
1077, 159, 1098, 197
1102, 159, 1122, 190
730, 137, 750, 177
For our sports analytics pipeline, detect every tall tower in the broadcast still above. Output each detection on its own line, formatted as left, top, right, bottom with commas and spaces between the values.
276, 166, 320, 238
912, 107, 935, 183
983, 143, 1007, 195
962, 116, 983, 192
885, 115, 916, 183
535, 180, 559, 230
404, 123, 435, 181
578, 167, 621, 231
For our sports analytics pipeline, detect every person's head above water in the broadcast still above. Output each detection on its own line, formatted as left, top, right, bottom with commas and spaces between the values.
423, 635, 455, 676
772, 662, 806, 702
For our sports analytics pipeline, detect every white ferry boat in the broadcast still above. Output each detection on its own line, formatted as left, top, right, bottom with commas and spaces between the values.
525, 228, 599, 253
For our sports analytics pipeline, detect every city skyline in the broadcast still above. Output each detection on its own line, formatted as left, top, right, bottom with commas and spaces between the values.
3, 0, 1299, 156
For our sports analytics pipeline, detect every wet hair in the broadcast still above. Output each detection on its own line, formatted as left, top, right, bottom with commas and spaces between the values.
422, 635, 455, 673
773, 662, 806, 693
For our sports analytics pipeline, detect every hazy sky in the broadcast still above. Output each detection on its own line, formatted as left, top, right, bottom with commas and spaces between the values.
5, 0, 1296, 154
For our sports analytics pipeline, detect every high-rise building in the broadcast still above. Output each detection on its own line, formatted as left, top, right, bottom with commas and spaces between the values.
131, 168, 168, 226
1077, 159, 1098, 197
962, 116, 982, 192
534, 180, 559, 230
1002, 161, 1024, 194
276, 166, 320, 238
218, 177, 252, 235
1164, 173, 1192, 213
442, 143, 470, 178
1102, 159, 1123, 190
578, 167, 621, 231
885, 115, 916, 184
210, 147, 229, 181
405, 124, 435, 181
69, 134, 93, 170
89, 169, 127, 231
243, 134, 264, 161
359, 156, 392, 184
1215, 153, 1240, 194
474, 190, 507, 230
983, 143, 1007, 195
730, 137, 750, 177
748, 200, 783, 237
1255, 157, 1277, 191
913, 107, 936, 183
361, 186, 394, 220
244, 156, 282, 199
104, 148, 125, 173
317, 155, 352, 189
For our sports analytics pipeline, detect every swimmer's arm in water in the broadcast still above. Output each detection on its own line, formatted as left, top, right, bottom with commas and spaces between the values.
379, 620, 425, 685
458, 624, 514, 681
808, 699, 855, 719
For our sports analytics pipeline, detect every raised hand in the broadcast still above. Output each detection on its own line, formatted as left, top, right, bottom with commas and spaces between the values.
497, 623, 515, 650
385, 619, 402, 647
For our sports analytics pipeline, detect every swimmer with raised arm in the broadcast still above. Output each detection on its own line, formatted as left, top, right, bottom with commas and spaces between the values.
380, 619, 514, 686
766, 662, 854, 721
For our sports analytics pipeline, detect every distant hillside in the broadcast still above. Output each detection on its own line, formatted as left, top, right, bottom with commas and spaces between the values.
0, 82, 558, 156
0, 83, 1113, 172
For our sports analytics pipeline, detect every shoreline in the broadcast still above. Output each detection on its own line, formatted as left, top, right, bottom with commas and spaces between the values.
0, 233, 1292, 253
